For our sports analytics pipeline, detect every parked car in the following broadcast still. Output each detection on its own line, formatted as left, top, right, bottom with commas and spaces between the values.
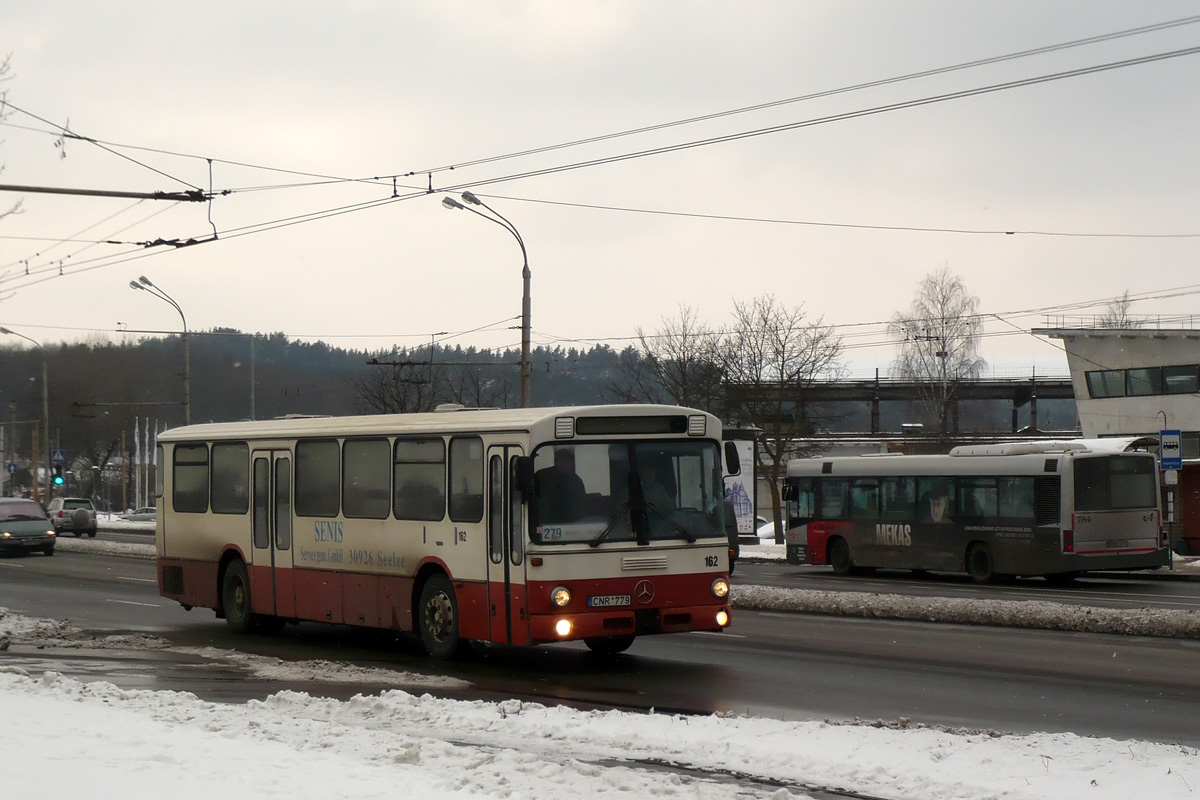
0, 497, 56, 555
121, 507, 157, 522
46, 497, 98, 538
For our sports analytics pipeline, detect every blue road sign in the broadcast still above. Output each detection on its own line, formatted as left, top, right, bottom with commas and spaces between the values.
1160, 430, 1182, 471
51, 448, 66, 464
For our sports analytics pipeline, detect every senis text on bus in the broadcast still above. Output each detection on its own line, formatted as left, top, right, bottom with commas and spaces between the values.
314, 520, 344, 543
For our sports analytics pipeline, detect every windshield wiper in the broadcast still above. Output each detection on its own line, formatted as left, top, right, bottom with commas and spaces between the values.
643, 502, 696, 543
589, 501, 630, 548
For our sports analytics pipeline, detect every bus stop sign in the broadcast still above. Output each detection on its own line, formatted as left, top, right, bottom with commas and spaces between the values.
1160, 430, 1182, 470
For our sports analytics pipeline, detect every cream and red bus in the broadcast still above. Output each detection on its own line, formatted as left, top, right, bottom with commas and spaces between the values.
155, 404, 733, 657
785, 440, 1168, 583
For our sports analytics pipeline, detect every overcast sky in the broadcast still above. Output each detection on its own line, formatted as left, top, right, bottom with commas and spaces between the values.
3, 2, 1200, 377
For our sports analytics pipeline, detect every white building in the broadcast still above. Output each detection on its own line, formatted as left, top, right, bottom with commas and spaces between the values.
1034, 325, 1200, 554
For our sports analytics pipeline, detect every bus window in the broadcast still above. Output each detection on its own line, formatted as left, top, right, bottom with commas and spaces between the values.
393, 438, 446, 521
1074, 455, 1157, 511
818, 478, 850, 520
787, 477, 814, 523
449, 436, 484, 523
211, 443, 249, 514
173, 444, 209, 514
916, 477, 955, 524
957, 478, 998, 523
880, 477, 915, 521
997, 477, 1035, 520
342, 438, 390, 519
850, 478, 879, 521
295, 440, 340, 517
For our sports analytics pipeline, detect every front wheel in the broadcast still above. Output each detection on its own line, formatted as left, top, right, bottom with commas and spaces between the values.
418, 574, 462, 659
829, 537, 853, 576
966, 543, 995, 584
43, 547, 55, 556
584, 635, 635, 656
221, 559, 255, 633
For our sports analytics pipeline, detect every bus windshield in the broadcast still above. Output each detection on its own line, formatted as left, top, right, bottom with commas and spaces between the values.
530, 440, 725, 545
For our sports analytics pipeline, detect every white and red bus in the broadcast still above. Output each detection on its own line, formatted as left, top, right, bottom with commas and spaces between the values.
785, 440, 1169, 583
155, 404, 733, 657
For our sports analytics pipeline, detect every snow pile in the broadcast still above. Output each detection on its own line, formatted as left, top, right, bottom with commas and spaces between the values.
732, 584, 1200, 638
1, 666, 1197, 800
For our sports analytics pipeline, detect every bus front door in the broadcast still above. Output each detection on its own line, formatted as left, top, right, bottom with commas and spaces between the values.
486, 445, 528, 645
251, 451, 296, 619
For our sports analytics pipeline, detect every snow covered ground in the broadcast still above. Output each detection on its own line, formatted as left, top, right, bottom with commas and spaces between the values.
3, 523, 1195, 798
1, 616, 1198, 800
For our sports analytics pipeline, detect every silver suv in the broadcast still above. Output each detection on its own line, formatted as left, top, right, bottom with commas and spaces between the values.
46, 497, 98, 538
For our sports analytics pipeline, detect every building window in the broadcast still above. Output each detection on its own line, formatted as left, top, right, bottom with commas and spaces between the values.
1126, 367, 1163, 397
1163, 365, 1199, 395
1085, 370, 1125, 398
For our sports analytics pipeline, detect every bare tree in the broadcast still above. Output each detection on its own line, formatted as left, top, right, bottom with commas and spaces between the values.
354, 352, 441, 414
1097, 290, 1142, 329
719, 294, 844, 542
0, 54, 24, 223
888, 267, 986, 440
609, 305, 725, 414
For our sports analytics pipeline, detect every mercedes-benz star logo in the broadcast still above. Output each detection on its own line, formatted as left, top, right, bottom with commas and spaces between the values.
634, 580, 655, 604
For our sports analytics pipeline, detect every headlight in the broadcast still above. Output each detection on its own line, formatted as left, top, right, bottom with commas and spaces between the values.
716, 609, 730, 627
554, 618, 572, 637
0, 532, 10, 539
710, 577, 729, 599
46, 530, 55, 536
550, 586, 572, 608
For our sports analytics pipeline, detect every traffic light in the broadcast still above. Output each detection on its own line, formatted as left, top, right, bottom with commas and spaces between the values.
52, 464, 64, 486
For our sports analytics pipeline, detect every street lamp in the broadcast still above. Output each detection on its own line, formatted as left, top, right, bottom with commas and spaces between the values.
0, 326, 49, 501
130, 276, 190, 424
442, 192, 532, 408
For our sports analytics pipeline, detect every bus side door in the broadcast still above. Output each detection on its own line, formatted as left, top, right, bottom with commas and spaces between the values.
486, 445, 528, 645
251, 450, 296, 619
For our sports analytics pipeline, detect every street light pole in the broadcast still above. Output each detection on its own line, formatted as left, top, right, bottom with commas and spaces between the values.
130, 276, 190, 424
0, 327, 49, 501
442, 192, 532, 408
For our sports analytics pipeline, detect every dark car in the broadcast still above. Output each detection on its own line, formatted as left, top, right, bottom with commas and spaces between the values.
0, 498, 56, 555
46, 496, 98, 537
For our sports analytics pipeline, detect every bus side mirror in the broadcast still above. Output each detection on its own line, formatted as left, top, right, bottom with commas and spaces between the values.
514, 456, 535, 495
782, 482, 798, 502
724, 442, 741, 476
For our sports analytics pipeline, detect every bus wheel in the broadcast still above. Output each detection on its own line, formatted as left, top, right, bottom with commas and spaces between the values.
585, 635, 634, 656
418, 574, 461, 659
221, 560, 255, 633
966, 543, 995, 584
829, 537, 853, 576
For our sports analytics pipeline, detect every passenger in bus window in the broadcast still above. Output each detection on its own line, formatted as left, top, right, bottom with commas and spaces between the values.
640, 462, 674, 510
535, 448, 586, 522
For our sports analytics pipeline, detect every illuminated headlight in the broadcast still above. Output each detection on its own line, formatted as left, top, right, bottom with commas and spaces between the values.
0, 532, 10, 539
710, 577, 730, 599
554, 618, 572, 637
550, 586, 572, 608
46, 530, 55, 536
716, 609, 730, 627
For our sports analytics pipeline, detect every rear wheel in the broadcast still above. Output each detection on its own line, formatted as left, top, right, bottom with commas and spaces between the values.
967, 543, 995, 584
86, 530, 96, 538
829, 537, 853, 576
418, 574, 462, 659
220, 560, 255, 633
584, 635, 635, 656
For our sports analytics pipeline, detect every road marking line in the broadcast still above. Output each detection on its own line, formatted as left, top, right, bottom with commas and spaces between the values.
105, 599, 161, 607
0, 561, 25, 568
116, 576, 157, 583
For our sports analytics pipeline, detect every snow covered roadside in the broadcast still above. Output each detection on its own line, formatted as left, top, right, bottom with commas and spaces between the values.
1, 660, 1198, 800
